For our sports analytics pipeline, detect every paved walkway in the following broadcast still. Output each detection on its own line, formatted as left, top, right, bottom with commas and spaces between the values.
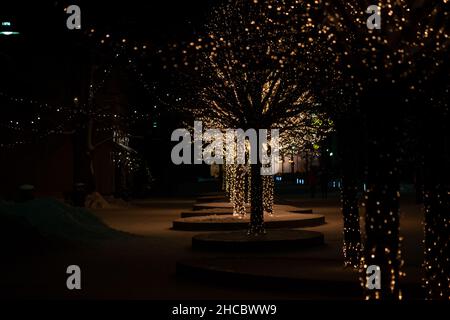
1, 195, 425, 299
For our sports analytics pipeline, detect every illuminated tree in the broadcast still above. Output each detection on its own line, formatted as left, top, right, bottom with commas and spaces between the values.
220, 113, 331, 218
163, 0, 337, 234
310, 0, 449, 298
224, 163, 249, 217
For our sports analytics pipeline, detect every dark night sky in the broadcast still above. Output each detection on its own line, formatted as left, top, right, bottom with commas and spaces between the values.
0, 1, 220, 184
1, 0, 216, 43
0, 0, 220, 102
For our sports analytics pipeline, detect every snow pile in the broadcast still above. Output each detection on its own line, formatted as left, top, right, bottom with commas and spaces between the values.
0, 198, 125, 243
106, 197, 131, 208
0, 203, 50, 255
85, 192, 112, 209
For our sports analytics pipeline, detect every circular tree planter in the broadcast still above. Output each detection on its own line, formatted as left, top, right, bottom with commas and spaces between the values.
172, 213, 325, 231
192, 229, 324, 251
182, 208, 313, 218
290, 208, 314, 214
181, 209, 233, 218
192, 202, 312, 214
196, 195, 228, 203
193, 202, 249, 211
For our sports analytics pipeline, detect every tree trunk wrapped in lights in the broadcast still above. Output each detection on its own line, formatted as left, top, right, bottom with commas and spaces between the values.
342, 178, 361, 268
224, 164, 234, 203
224, 164, 243, 217
263, 174, 274, 215
423, 186, 450, 299
232, 164, 247, 218
221, 165, 227, 192
361, 182, 403, 300
249, 162, 265, 235
262, 130, 275, 215
224, 139, 249, 218
245, 164, 251, 205
338, 115, 363, 268
359, 90, 404, 300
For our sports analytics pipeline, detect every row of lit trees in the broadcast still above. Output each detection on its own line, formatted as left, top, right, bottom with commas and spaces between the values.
308, 0, 449, 299
161, 0, 449, 299
220, 117, 331, 219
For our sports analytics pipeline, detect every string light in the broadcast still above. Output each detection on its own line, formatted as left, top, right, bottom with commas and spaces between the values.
342, 183, 362, 269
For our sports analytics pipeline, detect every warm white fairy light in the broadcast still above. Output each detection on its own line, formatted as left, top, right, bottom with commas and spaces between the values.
263, 174, 274, 215
342, 182, 362, 269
